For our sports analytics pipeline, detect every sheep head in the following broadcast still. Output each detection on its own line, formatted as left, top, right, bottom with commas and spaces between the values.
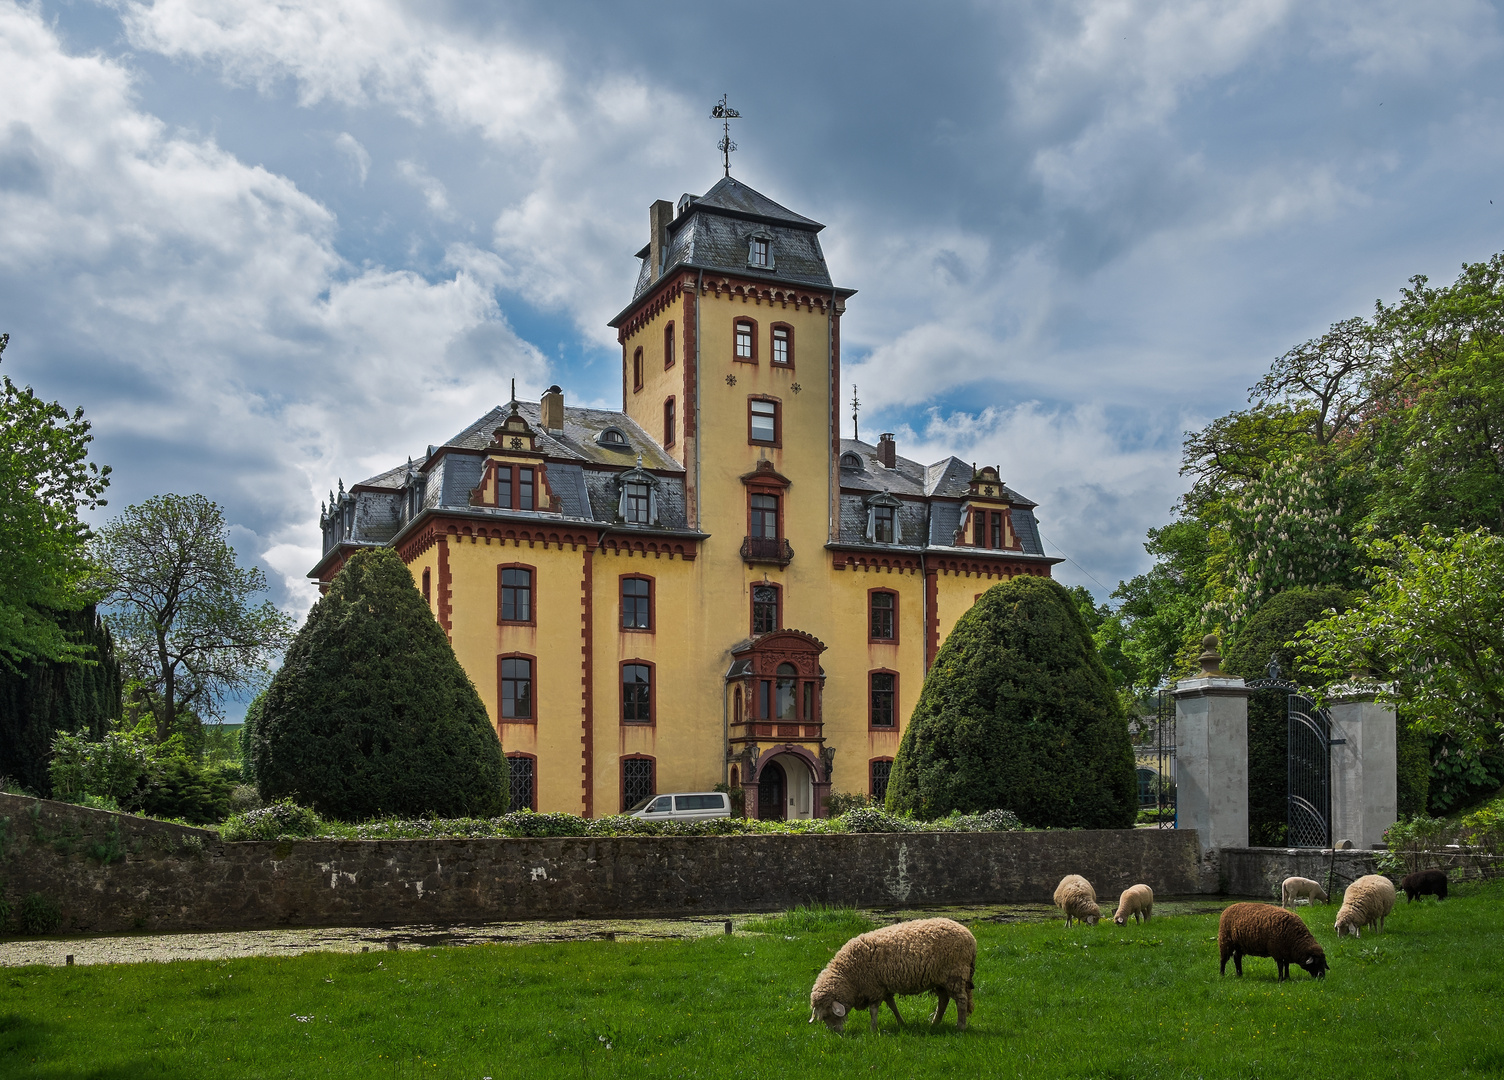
1300, 951, 1328, 979
809, 997, 848, 1033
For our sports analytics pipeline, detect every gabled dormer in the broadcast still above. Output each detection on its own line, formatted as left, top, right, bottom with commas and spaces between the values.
956, 465, 1020, 550
468, 403, 561, 513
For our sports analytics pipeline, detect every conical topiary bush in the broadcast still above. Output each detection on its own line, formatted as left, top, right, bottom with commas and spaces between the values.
253, 547, 507, 819
885, 575, 1135, 828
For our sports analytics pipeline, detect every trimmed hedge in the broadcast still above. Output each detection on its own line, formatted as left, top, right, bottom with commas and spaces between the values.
884, 576, 1137, 828
252, 548, 507, 819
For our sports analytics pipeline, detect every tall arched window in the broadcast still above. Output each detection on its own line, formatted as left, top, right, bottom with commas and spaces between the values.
633, 347, 644, 391
664, 322, 675, 368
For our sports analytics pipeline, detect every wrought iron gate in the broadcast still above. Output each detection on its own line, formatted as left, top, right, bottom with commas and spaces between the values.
1250, 657, 1339, 848
1156, 683, 1176, 829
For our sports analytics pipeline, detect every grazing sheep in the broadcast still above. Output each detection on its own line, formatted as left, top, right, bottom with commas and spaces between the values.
1400, 869, 1448, 903
809, 918, 977, 1034
1113, 884, 1154, 925
1218, 903, 1329, 981
1281, 876, 1330, 908
1335, 874, 1397, 938
1053, 874, 1101, 927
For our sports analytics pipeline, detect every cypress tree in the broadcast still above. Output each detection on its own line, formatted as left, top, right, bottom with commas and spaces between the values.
885, 576, 1136, 827
254, 548, 507, 819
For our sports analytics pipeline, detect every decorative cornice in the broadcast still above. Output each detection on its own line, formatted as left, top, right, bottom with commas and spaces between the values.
928, 557, 1053, 580
829, 550, 922, 573
600, 535, 699, 561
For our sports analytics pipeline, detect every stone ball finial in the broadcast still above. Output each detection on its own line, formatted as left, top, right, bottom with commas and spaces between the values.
1197, 634, 1225, 677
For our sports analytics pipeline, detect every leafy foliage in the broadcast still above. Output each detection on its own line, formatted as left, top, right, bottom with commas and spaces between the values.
47, 727, 155, 806
137, 756, 235, 825
885, 576, 1137, 827
219, 798, 324, 841
254, 548, 507, 820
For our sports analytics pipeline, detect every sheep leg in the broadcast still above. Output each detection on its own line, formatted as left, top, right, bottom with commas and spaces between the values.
1233, 951, 1244, 977
931, 988, 950, 1026
885, 994, 904, 1027
1277, 960, 1288, 982
947, 977, 971, 1030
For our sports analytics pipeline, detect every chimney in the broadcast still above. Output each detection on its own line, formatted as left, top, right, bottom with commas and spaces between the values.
648, 199, 674, 283
877, 432, 897, 469
540, 384, 564, 434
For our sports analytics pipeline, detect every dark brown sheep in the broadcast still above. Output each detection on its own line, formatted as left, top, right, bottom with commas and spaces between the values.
1218, 903, 1328, 981
1400, 869, 1448, 902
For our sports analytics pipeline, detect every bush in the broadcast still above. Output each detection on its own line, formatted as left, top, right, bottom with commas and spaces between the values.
253, 548, 507, 819
47, 727, 155, 807
138, 757, 234, 825
949, 808, 1025, 832
18, 892, 62, 935
824, 791, 874, 816
836, 807, 917, 833
1136, 806, 1175, 825
219, 798, 323, 841
495, 810, 589, 838
885, 576, 1137, 827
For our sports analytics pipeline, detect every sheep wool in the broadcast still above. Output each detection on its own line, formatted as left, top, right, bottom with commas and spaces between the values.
1053, 874, 1101, 927
1218, 903, 1329, 981
1113, 884, 1154, 925
809, 918, 977, 1034
1400, 869, 1448, 903
1281, 876, 1330, 907
1335, 875, 1397, 938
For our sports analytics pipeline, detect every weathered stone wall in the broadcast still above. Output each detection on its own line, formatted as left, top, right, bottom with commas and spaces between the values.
1220, 846, 1382, 903
1, 795, 1207, 934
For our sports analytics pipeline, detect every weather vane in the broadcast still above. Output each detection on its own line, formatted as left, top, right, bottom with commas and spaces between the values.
711, 94, 740, 177
851, 384, 860, 441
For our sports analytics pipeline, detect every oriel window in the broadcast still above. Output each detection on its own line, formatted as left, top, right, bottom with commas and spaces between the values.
776, 663, 798, 720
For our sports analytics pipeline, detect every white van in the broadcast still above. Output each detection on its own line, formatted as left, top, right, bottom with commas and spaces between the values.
628, 791, 732, 821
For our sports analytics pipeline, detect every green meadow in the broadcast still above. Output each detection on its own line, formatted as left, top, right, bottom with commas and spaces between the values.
2, 882, 1500, 1079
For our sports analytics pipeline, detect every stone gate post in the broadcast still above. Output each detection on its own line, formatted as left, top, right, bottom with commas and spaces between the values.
1174, 635, 1249, 855
1328, 686, 1397, 850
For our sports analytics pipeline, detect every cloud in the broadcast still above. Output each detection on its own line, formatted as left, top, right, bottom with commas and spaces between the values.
396, 157, 452, 219
333, 131, 369, 185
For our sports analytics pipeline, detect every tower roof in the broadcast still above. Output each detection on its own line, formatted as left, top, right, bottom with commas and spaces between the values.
689, 177, 824, 231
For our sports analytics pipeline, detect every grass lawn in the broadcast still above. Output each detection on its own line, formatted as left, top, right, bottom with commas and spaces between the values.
2, 882, 1501, 1079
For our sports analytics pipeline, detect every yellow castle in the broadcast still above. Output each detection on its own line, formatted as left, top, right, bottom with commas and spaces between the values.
310, 178, 1058, 819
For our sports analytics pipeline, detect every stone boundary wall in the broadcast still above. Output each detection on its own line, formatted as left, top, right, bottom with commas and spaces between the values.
1, 795, 1206, 934
1220, 846, 1382, 902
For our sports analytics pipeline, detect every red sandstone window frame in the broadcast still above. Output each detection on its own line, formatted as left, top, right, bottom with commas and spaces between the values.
869, 757, 895, 801
750, 581, 782, 636
868, 588, 899, 645
621, 754, 656, 812
619, 573, 654, 633
747, 395, 781, 448
421, 567, 431, 605
495, 464, 538, 512
497, 652, 537, 723
664, 321, 675, 369
770, 322, 794, 369
733, 317, 758, 364
664, 395, 676, 447
496, 562, 538, 626
633, 346, 644, 392
869, 668, 899, 730
507, 752, 538, 811
620, 659, 656, 726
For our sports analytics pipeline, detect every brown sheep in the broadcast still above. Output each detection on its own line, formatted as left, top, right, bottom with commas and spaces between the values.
809, 918, 976, 1034
1113, 884, 1154, 925
1400, 869, 1447, 902
1335, 875, 1397, 938
1053, 874, 1101, 927
1218, 903, 1329, 981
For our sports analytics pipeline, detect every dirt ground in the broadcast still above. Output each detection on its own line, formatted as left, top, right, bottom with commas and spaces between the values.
0, 898, 1239, 968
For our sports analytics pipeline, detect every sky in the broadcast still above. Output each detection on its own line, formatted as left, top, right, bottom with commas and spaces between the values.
5, 0, 1504, 632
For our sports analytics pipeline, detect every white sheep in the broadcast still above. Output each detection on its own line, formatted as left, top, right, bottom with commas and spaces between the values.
1281, 876, 1329, 908
1053, 874, 1101, 927
1335, 874, 1397, 938
1113, 883, 1154, 925
809, 917, 976, 1033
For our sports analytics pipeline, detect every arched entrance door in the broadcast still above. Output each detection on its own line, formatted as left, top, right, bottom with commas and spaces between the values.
759, 760, 787, 821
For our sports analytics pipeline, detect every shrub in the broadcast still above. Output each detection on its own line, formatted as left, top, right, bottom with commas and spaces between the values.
220, 798, 323, 841
950, 808, 1025, 832
46, 727, 155, 807
138, 757, 234, 825
253, 548, 507, 819
885, 576, 1136, 827
18, 892, 62, 935
495, 810, 589, 838
824, 791, 873, 816
836, 807, 917, 833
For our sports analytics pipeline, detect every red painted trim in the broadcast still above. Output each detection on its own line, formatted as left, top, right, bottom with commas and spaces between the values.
868, 587, 899, 646
506, 752, 539, 811
618, 572, 655, 633
496, 652, 538, 724
745, 482, 786, 546
581, 547, 594, 817
868, 667, 900, 731
770, 321, 795, 370
749, 581, 782, 636
437, 537, 452, 636
930, 557, 1055, 579
732, 315, 759, 364
620, 658, 657, 726
747, 394, 782, 448
620, 753, 656, 812
496, 561, 539, 627
664, 320, 675, 369
830, 550, 922, 572
597, 536, 698, 561
925, 568, 939, 670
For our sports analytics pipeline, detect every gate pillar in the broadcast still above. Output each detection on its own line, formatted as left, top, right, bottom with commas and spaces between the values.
1328, 687, 1397, 850
1174, 635, 1249, 855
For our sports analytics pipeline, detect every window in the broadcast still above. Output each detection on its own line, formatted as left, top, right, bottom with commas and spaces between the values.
421, 567, 431, 604
991, 512, 1003, 549
498, 565, 534, 624
751, 583, 780, 635
664, 396, 676, 447
873, 505, 895, 544
776, 662, 798, 720
749, 399, 779, 445
622, 662, 653, 723
871, 759, 893, 802
499, 656, 533, 720
734, 319, 756, 362
622, 756, 654, 811
633, 347, 644, 391
508, 754, 536, 810
623, 482, 650, 524
870, 671, 896, 728
840, 452, 862, 471
518, 468, 534, 511
973, 511, 986, 547
750, 236, 769, 267
496, 465, 537, 512
870, 591, 896, 642
664, 322, 675, 368
621, 576, 652, 631
771, 323, 792, 367
750, 493, 779, 539
599, 427, 629, 449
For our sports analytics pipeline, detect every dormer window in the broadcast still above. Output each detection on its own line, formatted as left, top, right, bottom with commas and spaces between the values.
598, 427, 630, 450
623, 483, 651, 524
873, 505, 895, 544
840, 452, 863, 471
615, 462, 660, 525
749, 236, 771, 268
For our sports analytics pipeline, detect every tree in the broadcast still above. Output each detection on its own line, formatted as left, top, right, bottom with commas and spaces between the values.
885, 576, 1136, 828
252, 547, 507, 819
0, 333, 112, 668
94, 494, 293, 743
